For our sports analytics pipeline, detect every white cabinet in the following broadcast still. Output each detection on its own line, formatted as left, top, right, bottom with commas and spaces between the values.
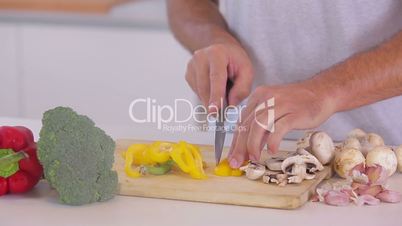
19, 24, 193, 129
0, 24, 19, 117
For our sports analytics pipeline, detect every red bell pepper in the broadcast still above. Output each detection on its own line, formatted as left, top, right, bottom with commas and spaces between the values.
0, 126, 43, 196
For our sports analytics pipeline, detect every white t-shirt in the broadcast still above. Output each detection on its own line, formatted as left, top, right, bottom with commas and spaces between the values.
220, 0, 402, 144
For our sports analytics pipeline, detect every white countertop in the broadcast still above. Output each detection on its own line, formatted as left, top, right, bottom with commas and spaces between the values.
1, 117, 401, 226
0, 0, 168, 29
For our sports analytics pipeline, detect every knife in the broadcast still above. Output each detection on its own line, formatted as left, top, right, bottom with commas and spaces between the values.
214, 80, 233, 165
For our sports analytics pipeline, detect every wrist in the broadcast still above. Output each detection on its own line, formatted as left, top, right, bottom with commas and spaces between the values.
301, 74, 344, 116
193, 24, 241, 51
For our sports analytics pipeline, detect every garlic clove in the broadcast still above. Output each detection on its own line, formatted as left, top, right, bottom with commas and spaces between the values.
355, 185, 383, 197
352, 194, 381, 206
324, 190, 351, 206
351, 169, 369, 184
351, 182, 369, 191
376, 190, 401, 203
365, 164, 388, 185
350, 162, 366, 174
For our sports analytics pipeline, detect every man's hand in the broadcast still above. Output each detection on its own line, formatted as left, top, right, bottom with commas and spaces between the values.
227, 81, 336, 168
185, 42, 254, 112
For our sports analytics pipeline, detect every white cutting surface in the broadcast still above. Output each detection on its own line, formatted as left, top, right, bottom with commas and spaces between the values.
0, 117, 401, 226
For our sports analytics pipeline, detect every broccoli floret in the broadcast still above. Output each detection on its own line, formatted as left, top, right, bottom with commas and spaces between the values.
37, 107, 118, 205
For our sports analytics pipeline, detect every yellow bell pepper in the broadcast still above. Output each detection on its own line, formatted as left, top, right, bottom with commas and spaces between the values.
214, 159, 243, 177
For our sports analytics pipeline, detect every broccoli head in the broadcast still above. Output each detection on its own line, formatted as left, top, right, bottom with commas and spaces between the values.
37, 106, 118, 205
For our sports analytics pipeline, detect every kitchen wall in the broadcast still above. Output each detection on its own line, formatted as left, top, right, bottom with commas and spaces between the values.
0, 1, 199, 138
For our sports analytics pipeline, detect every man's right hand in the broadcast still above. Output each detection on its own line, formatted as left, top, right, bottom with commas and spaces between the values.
185, 42, 254, 113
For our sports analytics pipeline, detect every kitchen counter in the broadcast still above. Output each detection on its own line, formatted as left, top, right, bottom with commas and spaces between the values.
1, 117, 401, 226
0, 0, 168, 29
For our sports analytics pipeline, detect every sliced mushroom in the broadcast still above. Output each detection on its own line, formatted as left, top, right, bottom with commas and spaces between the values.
239, 162, 266, 180
281, 154, 324, 184
263, 171, 288, 186
265, 156, 286, 171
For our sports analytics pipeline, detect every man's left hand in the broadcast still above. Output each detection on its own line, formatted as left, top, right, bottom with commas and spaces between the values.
227, 81, 336, 168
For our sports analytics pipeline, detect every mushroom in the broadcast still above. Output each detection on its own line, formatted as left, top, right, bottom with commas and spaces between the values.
239, 162, 266, 180
281, 154, 324, 184
262, 170, 288, 186
296, 131, 315, 150
309, 131, 335, 165
334, 148, 365, 178
366, 146, 397, 177
395, 145, 402, 173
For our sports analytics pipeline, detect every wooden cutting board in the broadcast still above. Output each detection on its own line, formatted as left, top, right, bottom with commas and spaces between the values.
114, 139, 332, 209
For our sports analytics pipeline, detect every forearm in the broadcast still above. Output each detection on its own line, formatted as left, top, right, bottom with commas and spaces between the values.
167, 0, 239, 52
309, 31, 402, 113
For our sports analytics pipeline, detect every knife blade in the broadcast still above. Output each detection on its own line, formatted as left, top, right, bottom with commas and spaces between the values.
214, 80, 233, 165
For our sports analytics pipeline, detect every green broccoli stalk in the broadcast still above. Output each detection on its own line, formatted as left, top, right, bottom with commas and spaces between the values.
37, 107, 118, 205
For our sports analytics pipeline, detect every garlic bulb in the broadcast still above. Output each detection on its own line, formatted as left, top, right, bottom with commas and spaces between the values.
334, 148, 366, 178
395, 145, 402, 173
342, 137, 361, 150
366, 146, 397, 177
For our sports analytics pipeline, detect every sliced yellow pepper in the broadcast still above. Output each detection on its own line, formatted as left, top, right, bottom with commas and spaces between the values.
124, 141, 207, 180
170, 142, 191, 173
186, 142, 207, 179
149, 141, 172, 163
124, 145, 142, 178
214, 159, 243, 177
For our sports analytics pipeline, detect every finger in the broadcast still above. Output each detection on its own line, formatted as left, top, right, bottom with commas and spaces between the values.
228, 106, 253, 159
228, 121, 250, 168
265, 114, 296, 154
185, 59, 198, 94
228, 66, 253, 106
227, 124, 239, 159
207, 51, 228, 114
246, 102, 287, 161
193, 51, 211, 107
238, 87, 268, 127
